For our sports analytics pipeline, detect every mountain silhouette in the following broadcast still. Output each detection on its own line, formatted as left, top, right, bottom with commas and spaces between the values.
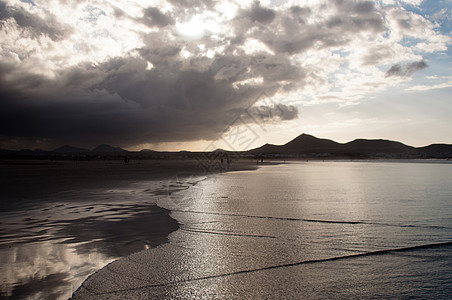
140, 149, 158, 153
4, 133, 452, 159
91, 144, 127, 153
416, 144, 452, 156
248, 133, 452, 158
342, 139, 415, 154
283, 133, 343, 153
250, 134, 341, 154
54, 145, 90, 153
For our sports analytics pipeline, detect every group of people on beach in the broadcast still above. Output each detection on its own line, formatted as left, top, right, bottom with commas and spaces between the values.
220, 157, 231, 169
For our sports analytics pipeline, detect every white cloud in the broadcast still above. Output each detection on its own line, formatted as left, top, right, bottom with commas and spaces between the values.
400, 0, 424, 5
406, 81, 452, 91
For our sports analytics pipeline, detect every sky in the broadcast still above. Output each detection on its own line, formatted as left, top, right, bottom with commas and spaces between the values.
0, 0, 451, 151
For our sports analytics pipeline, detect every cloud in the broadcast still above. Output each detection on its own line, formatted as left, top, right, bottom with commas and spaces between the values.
406, 80, 452, 92
167, 0, 214, 9
238, 1, 385, 56
246, 1, 276, 24
361, 45, 397, 66
0, 0, 450, 149
141, 7, 174, 27
385, 60, 428, 77
0, 1, 72, 41
0, 51, 295, 148
242, 103, 299, 124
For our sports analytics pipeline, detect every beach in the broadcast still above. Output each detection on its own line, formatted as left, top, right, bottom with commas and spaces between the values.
0, 158, 256, 299
1, 160, 451, 299
72, 160, 452, 299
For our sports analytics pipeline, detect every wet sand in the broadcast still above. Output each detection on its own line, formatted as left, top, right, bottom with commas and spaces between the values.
0, 158, 258, 299
0, 204, 178, 299
71, 161, 452, 299
0, 159, 257, 211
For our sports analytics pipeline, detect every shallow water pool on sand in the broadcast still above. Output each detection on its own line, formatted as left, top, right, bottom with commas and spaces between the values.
0, 177, 180, 299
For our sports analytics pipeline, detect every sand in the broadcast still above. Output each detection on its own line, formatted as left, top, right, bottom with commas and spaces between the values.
0, 158, 258, 299
0, 158, 257, 211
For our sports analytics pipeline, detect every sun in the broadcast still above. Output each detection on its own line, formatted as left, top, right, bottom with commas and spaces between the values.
176, 15, 206, 40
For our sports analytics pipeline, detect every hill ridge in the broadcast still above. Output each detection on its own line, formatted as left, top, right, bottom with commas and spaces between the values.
248, 133, 451, 158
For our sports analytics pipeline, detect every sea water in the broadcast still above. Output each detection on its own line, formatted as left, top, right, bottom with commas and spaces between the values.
148, 160, 452, 298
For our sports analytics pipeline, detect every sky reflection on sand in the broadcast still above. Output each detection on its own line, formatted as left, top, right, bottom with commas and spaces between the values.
0, 182, 179, 299
1, 240, 111, 299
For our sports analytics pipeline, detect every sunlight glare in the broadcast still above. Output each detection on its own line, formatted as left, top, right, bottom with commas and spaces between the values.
176, 15, 205, 40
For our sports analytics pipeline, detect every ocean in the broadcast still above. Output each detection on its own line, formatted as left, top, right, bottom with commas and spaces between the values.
144, 160, 452, 298
2, 160, 452, 299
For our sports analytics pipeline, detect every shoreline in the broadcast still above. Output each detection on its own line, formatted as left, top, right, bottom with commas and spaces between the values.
71, 160, 452, 299
0, 158, 259, 299
8, 158, 448, 298
68, 159, 261, 298
0, 158, 258, 211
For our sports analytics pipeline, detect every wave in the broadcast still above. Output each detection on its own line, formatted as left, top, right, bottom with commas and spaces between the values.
170, 209, 451, 229
181, 227, 278, 239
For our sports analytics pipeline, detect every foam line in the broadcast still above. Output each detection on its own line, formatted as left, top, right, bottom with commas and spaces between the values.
171, 209, 450, 229
181, 228, 277, 239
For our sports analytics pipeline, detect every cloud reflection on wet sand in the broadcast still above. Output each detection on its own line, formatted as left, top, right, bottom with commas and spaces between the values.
0, 184, 179, 299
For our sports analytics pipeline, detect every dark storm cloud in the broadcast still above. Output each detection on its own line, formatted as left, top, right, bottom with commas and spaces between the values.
0, 1, 72, 40
141, 7, 174, 27
385, 60, 428, 77
0, 48, 300, 148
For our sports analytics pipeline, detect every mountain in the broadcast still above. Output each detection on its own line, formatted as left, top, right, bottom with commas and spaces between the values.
283, 133, 343, 153
2, 134, 451, 159
140, 149, 157, 153
416, 144, 452, 158
247, 133, 451, 158
249, 133, 342, 154
54, 145, 90, 153
343, 139, 415, 154
0, 148, 11, 154
91, 144, 127, 153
